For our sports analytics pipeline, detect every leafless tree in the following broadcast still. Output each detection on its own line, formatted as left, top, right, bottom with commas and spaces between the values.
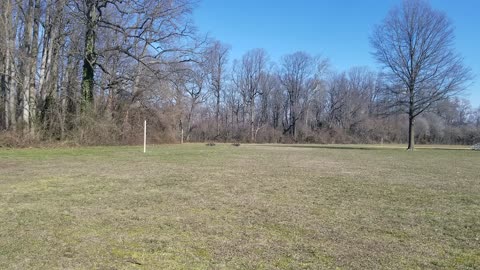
1, 0, 20, 131
75, 0, 199, 110
473, 107, 480, 129
371, 0, 472, 150
232, 49, 268, 142
179, 60, 208, 141
206, 41, 229, 139
279, 52, 327, 140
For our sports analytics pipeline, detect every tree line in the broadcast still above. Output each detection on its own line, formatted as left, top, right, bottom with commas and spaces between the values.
0, 0, 477, 146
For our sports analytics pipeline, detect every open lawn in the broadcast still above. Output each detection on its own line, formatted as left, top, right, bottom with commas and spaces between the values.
0, 144, 479, 269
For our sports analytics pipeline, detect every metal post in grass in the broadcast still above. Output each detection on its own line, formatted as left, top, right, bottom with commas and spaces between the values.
144, 120, 147, 153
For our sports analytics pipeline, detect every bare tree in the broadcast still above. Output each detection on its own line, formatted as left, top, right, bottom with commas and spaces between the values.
233, 49, 268, 142
179, 61, 208, 141
279, 52, 327, 140
206, 41, 229, 139
1, 1, 8, 128
325, 73, 348, 129
473, 107, 480, 129
18, 0, 40, 135
79, 0, 101, 111
76, 0, 199, 110
371, 0, 472, 150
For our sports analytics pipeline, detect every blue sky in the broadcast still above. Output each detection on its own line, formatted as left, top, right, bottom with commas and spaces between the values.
193, 0, 480, 107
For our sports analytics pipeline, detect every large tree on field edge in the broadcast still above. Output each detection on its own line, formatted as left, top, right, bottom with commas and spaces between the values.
370, 0, 472, 150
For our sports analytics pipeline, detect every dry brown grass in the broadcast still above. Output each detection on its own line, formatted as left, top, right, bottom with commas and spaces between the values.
0, 144, 479, 269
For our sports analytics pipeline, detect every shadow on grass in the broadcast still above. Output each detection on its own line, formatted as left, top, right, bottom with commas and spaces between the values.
253, 144, 471, 151
255, 144, 389, 151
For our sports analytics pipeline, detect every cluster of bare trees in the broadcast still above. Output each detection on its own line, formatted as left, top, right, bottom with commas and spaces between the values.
0, 0, 477, 146
1, 0, 201, 144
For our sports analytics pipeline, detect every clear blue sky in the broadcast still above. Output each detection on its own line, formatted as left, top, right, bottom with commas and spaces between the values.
193, 0, 480, 107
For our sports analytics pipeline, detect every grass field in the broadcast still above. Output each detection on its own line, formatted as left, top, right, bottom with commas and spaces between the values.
0, 144, 479, 269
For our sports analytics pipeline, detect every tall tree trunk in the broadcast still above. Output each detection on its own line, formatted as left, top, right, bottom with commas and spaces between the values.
216, 93, 220, 138
408, 116, 415, 151
250, 100, 254, 142
21, 0, 35, 133
8, 62, 16, 131
290, 98, 296, 139
186, 100, 197, 142
28, 0, 40, 136
1, 65, 5, 130
2, 30, 10, 130
38, 29, 49, 102
1, 53, 7, 130
7, 14, 17, 131
38, 7, 61, 133
407, 87, 415, 151
81, 0, 98, 111
65, 52, 79, 130
39, 0, 53, 104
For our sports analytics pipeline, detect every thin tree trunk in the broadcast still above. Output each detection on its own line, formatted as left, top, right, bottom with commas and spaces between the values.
38, 3, 52, 103
28, 0, 40, 136
250, 100, 254, 142
408, 116, 415, 151
216, 93, 220, 138
187, 101, 196, 142
290, 99, 296, 139
3, 38, 11, 130
1, 66, 6, 130
38, 31, 49, 102
65, 53, 77, 130
21, 0, 35, 132
7, 17, 17, 131
1, 52, 7, 130
407, 87, 415, 151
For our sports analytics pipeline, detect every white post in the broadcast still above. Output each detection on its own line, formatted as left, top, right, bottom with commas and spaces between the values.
144, 120, 146, 153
